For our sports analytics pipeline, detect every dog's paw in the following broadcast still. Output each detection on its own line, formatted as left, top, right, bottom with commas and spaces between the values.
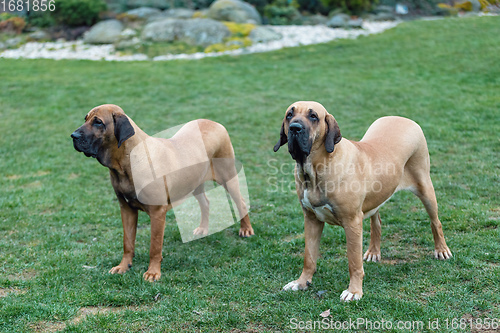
239, 226, 254, 238
340, 290, 362, 302
434, 248, 452, 260
109, 264, 130, 274
143, 269, 161, 282
363, 250, 381, 262
193, 227, 208, 236
282, 280, 308, 291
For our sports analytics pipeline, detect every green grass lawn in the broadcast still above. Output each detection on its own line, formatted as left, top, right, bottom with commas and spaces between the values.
0, 16, 499, 332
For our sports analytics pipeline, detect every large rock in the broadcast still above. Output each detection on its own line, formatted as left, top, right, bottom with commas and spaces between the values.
164, 8, 195, 18
126, 7, 162, 19
145, 8, 196, 23
28, 30, 49, 41
373, 12, 396, 21
303, 14, 328, 25
4, 37, 21, 48
142, 18, 179, 42
142, 18, 231, 46
115, 37, 141, 49
248, 26, 282, 43
180, 18, 231, 47
326, 14, 350, 28
84, 20, 124, 44
347, 18, 363, 28
208, 0, 262, 24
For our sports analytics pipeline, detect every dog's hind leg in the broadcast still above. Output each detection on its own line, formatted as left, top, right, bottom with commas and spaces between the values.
192, 183, 210, 236
211, 158, 254, 237
410, 174, 452, 260
363, 210, 382, 262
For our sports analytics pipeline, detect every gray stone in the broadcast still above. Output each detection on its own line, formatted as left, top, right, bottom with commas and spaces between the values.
326, 14, 350, 28
164, 8, 195, 19
469, 0, 481, 12
373, 12, 396, 20
142, 18, 231, 46
303, 14, 328, 25
374, 5, 394, 13
180, 18, 231, 47
115, 37, 141, 49
347, 18, 363, 28
28, 30, 49, 41
120, 28, 137, 38
5, 37, 22, 48
248, 26, 282, 43
208, 0, 262, 24
142, 18, 179, 42
126, 7, 162, 19
0, 41, 6, 50
84, 20, 124, 44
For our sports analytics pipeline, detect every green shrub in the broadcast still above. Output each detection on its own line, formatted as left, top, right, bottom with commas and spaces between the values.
264, 0, 302, 25
246, 0, 272, 13
27, 12, 56, 28
52, 0, 107, 26
321, 0, 376, 14
296, 0, 328, 14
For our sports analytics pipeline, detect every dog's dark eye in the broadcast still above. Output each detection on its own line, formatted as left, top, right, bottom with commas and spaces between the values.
93, 118, 103, 126
309, 113, 318, 120
286, 112, 293, 119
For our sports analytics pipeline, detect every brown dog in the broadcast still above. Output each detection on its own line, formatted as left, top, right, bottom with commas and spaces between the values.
71, 104, 253, 282
274, 101, 451, 301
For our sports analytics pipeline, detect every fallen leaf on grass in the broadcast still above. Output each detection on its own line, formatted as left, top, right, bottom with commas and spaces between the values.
320, 309, 330, 318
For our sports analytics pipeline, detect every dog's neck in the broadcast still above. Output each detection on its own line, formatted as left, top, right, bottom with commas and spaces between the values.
296, 138, 352, 190
102, 125, 150, 175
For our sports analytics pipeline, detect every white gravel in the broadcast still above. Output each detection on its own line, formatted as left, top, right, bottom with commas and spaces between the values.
0, 21, 400, 62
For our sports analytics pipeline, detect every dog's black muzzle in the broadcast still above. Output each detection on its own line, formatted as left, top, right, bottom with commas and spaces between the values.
287, 121, 311, 164
71, 128, 97, 158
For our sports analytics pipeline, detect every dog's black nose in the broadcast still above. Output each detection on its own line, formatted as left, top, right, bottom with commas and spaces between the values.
289, 122, 303, 133
71, 131, 81, 140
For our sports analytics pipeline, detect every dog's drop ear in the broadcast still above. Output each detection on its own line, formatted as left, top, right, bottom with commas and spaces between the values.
324, 114, 342, 153
113, 113, 135, 148
273, 122, 287, 152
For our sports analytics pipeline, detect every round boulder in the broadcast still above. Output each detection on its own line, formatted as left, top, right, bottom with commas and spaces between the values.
208, 0, 262, 24
126, 7, 162, 19
164, 8, 195, 19
248, 26, 282, 43
84, 19, 124, 44
180, 19, 231, 47
142, 18, 179, 42
326, 14, 350, 28
28, 30, 50, 41
142, 18, 231, 47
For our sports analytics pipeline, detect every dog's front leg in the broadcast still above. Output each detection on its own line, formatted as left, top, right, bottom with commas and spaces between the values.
143, 206, 168, 282
341, 214, 364, 301
283, 211, 324, 291
109, 199, 138, 274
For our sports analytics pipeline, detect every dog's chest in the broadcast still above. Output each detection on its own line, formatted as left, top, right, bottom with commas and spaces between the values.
301, 189, 339, 225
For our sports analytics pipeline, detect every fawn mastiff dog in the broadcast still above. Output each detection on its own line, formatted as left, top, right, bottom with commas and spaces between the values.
274, 101, 451, 301
71, 104, 253, 282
